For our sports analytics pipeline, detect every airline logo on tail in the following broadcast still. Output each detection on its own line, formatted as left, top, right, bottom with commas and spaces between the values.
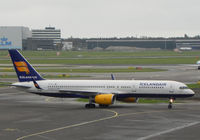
14, 61, 30, 74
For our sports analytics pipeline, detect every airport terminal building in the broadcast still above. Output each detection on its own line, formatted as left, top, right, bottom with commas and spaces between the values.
1, 26, 200, 51
25, 27, 61, 50
0, 26, 31, 50
0, 26, 62, 50
32, 27, 61, 47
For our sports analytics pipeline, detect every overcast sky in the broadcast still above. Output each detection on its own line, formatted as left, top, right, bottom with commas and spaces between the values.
1, 0, 200, 38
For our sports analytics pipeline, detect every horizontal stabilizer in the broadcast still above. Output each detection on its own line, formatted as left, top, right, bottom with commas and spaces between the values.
10, 84, 31, 89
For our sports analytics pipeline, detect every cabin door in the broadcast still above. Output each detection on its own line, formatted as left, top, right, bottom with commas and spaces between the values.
132, 85, 136, 92
169, 84, 174, 94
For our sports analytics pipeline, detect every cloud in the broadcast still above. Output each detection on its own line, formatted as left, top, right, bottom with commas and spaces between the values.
0, 0, 200, 37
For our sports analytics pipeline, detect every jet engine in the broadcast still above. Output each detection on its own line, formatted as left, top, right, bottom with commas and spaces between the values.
94, 94, 115, 105
118, 97, 139, 103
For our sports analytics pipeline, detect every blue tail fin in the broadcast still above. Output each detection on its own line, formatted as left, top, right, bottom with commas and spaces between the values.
8, 49, 44, 82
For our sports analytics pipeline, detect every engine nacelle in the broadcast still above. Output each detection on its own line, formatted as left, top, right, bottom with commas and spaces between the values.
119, 97, 139, 103
94, 94, 115, 105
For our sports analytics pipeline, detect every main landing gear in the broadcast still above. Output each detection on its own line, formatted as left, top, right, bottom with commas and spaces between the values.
85, 104, 109, 108
85, 103, 96, 108
85, 97, 96, 108
168, 98, 174, 109
99, 104, 109, 108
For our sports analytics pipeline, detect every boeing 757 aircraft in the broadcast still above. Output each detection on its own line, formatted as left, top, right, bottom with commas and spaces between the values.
9, 50, 195, 109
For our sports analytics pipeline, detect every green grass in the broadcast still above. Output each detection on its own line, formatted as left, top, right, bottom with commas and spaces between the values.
138, 98, 169, 103
38, 68, 165, 73
1, 50, 200, 65
187, 83, 200, 89
77, 98, 89, 102
0, 75, 17, 78
0, 57, 198, 65
1, 50, 200, 58
0, 67, 165, 73
0, 82, 11, 87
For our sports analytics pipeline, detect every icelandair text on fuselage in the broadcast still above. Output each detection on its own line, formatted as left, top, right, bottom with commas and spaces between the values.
19, 76, 37, 79
140, 82, 167, 87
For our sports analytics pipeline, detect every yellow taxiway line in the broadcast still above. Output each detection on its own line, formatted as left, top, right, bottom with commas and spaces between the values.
16, 108, 185, 140
16, 109, 118, 140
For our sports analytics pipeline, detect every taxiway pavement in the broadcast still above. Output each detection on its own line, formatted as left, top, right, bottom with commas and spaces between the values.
0, 87, 200, 140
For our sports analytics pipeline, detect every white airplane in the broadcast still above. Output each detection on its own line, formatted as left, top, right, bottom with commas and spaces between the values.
9, 50, 195, 109
197, 60, 200, 69
179, 47, 192, 51
186, 60, 200, 70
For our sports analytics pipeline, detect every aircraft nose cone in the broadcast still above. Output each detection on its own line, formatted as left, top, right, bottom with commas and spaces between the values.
189, 89, 195, 95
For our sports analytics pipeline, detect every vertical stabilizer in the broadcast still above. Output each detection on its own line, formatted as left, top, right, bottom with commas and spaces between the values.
8, 49, 44, 82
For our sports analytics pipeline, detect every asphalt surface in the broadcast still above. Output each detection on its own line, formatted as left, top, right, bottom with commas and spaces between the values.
0, 87, 200, 140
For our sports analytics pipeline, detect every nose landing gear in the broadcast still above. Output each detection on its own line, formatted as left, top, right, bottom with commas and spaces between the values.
168, 98, 174, 109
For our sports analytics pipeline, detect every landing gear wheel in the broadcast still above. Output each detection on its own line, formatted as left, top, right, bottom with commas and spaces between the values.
168, 98, 174, 109
99, 104, 109, 108
168, 104, 172, 109
85, 104, 96, 108
91, 104, 96, 108
85, 104, 89, 108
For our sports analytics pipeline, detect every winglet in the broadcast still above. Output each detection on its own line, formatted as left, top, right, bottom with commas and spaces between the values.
32, 78, 42, 89
111, 74, 115, 80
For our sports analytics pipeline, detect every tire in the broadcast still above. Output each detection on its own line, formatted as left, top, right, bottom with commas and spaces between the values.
91, 104, 96, 108
85, 104, 89, 108
99, 104, 109, 108
168, 104, 172, 109
85, 104, 95, 108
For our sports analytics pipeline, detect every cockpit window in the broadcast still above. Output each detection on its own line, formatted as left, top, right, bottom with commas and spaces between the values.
179, 86, 189, 89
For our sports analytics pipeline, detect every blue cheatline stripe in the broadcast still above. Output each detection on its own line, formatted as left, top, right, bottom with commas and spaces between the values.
29, 92, 194, 99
